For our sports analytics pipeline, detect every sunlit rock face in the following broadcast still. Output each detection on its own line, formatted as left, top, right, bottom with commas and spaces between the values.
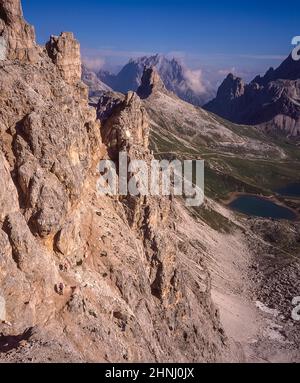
0, 0, 39, 62
46, 32, 82, 85
0, 0, 229, 364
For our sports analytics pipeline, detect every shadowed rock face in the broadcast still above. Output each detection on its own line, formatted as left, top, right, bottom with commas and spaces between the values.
137, 67, 168, 99
204, 54, 300, 139
0, 0, 228, 363
0, 0, 22, 21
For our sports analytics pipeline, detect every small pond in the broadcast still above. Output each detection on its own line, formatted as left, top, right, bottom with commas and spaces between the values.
229, 195, 297, 220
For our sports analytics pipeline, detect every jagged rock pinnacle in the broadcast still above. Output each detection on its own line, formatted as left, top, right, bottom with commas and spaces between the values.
219, 73, 245, 100
46, 32, 82, 85
0, 0, 38, 62
137, 66, 167, 99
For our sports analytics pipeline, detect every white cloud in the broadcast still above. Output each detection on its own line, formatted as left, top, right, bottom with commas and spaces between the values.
82, 57, 105, 71
182, 68, 207, 94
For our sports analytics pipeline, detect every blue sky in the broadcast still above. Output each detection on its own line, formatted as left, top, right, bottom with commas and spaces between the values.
22, 0, 299, 83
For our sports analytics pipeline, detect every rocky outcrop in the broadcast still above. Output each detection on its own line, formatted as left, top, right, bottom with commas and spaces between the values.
0, 57, 101, 237
0, 0, 103, 341
99, 91, 149, 158
0, 0, 39, 62
137, 66, 168, 99
215, 73, 245, 101
204, 54, 300, 139
46, 32, 82, 85
96, 91, 125, 122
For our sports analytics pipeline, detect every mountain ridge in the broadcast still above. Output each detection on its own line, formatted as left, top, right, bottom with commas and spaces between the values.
97, 54, 215, 106
204, 53, 300, 138
81, 64, 112, 104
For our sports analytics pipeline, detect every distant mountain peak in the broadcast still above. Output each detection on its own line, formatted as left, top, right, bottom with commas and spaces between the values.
204, 52, 300, 138
97, 54, 214, 106
81, 64, 112, 104
217, 73, 245, 100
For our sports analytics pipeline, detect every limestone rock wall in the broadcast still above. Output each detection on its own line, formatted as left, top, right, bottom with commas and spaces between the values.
0, 0, 228, 363
0, 0, 39, 62
46, 32, 82, 85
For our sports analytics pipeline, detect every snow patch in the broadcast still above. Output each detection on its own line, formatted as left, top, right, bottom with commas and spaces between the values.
183, 68, 206, 95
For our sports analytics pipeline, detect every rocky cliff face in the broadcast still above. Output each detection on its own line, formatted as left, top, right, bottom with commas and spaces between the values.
0, 0, 39, 62
204, 54, 300, 139
0, 0, 102, 344
46, 32, 82, 85
137, 67, 169, 99
0, 0, 228, 362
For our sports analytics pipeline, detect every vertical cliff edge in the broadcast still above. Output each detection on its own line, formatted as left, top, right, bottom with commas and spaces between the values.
0, 0, 231, 362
